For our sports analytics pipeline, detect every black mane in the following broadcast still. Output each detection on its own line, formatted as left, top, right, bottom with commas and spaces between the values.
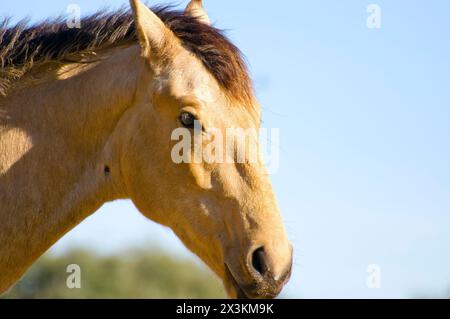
0, 6, 253, 102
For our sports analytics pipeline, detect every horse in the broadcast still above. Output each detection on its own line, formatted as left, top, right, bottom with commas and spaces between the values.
0, 0, 292, 299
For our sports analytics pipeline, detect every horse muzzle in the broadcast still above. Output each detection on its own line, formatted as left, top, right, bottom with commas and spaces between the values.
224, 244, 293, 299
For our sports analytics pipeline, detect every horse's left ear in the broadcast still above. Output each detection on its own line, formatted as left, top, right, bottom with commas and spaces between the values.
185, 0, 211, 25
130, 0, 180, 58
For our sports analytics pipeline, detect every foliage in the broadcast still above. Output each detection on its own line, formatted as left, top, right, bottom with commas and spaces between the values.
3, 249, 226, 299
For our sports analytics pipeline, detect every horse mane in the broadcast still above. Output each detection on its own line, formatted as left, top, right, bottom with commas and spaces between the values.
0, 5, 253, 103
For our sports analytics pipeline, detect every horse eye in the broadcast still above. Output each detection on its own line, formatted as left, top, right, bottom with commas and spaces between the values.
179, 112, 197, 128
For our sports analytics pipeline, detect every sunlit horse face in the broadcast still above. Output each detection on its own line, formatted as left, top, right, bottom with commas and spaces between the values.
120, 0, 292, 298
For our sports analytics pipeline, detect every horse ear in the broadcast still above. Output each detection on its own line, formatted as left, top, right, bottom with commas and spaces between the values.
130, 0, 179, 57
185, 0, 211, 25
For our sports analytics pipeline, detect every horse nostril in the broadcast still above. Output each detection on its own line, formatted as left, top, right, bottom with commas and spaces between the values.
251, 247, 268, 276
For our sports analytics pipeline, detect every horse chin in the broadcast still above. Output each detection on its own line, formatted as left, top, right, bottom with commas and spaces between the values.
224, 264, 250, 299
223, 263, 283, 299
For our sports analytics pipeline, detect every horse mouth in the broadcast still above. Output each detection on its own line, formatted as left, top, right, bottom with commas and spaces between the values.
224, 262, 289, 299
224, 264, 250, 299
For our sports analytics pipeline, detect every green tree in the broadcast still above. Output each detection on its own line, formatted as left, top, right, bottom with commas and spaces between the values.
3, 249, 226, 298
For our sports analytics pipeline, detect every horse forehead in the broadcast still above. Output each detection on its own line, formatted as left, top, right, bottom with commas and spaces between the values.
166, 53, 223, 101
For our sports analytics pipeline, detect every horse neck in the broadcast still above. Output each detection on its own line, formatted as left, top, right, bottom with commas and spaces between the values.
0, 45, 143, 292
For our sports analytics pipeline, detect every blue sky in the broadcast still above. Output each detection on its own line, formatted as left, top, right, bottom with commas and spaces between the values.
3, 1, 450, 298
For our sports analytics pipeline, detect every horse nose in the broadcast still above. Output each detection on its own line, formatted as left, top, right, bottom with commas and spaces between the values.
251, 247, 269, 276
249, 245, 293, 282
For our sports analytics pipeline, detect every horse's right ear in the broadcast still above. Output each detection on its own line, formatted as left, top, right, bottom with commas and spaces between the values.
185, 0, 211, 25
130, 0, 179, 58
